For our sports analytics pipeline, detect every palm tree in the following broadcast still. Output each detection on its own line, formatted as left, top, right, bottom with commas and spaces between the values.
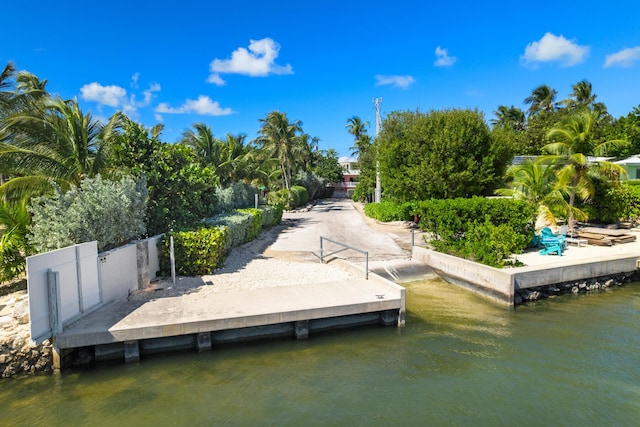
544, 110, 628, 230
218, 133, 248, 185
495, 159, 566, 225
255, 111, 303, 190
524, 84, 558, 116
570, 79, 596, 107
491, 105, 526, 131
0, 197, 32, 282
345, 116, 370, 160
0, 97, 117, 200
180, 122, 222, 166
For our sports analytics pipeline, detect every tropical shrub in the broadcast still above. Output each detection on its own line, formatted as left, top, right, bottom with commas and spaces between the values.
581, 181, 640, 223
158, 226, 227, 276
0, 198, 33, 283
237, 208, 263, 241
291, 185, 309, 206
293, 171, 325, 200
141, 143, 219, 235
260, 205, 283, 227
28, 175, 147, 252
268, 189, 298, 210
363, 201, 413, 222
203, 211, 254, 253
413, 197, 536, 267
215, 182, 260, 213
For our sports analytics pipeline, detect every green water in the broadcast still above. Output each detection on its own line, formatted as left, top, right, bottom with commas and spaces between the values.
2, 279, 640, 426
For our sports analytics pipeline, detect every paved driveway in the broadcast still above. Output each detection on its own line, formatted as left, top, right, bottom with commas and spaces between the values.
267, 198, 409, 262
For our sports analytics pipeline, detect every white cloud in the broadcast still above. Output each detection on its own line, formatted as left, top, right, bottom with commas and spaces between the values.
434, 46, 457, 67
80, 82, 127, 107
604, 46, 640, 68
131, 72, 140, 88
521, 32, 589, 67
374, 75, 415, 89
208, 37, 294, 85
155, 95, 233, 116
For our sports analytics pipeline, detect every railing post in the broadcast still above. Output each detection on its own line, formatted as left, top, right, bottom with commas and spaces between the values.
365, 251, 369, 280
411, 229, 415, 260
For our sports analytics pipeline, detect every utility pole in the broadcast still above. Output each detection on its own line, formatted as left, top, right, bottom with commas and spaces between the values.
373, 97, 382, 203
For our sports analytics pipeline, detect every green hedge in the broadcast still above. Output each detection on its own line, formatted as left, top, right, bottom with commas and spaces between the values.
268, 189, 298, 210
260, 205, 283, 227
363, 201, 413, 222
159, 226, 227, 276
204, 211, 254, 253
412, 197, 536, 267
237, 208, 263, 241
291, 185, 309, 206
363, 197, 536, 267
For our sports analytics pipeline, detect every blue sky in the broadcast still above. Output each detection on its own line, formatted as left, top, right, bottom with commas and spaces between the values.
4, 1, 640, 159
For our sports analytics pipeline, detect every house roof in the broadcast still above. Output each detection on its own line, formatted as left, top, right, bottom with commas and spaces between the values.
614, 154, 640, 166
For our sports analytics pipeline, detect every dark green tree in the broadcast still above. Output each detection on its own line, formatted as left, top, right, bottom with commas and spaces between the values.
377, 109, 505, 201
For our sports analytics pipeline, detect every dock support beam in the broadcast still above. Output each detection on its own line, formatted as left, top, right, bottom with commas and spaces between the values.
380, 310, 398, 326
294, 320, 309, 340
124, 340, 140, 363
52, 341, 62, 370
196, 332, 212, 351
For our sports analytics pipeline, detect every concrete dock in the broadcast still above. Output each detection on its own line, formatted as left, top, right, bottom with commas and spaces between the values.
56, 278, 404, 362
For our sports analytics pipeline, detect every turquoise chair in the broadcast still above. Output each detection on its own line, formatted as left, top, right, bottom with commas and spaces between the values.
538, 227, 566, 255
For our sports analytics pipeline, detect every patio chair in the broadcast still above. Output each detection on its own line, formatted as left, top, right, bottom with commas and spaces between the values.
538, 227, 566, 255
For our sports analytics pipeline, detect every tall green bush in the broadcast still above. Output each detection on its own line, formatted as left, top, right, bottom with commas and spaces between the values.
28, 175, 147, 252
291, 185, 309, 206
268, 189, 298, 210
260, 205, 283, 227
215, 182, 260, 213
237, 208, 263, 240
159, 226, 227, 276
413, 197, 536, 267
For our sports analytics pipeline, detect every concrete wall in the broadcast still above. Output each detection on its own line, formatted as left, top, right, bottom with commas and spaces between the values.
512, 254, 640, 289
99, 243, 138, 303
412, 247, 514, 304
27, 242, 101, 343
412, 247, 640, 306
27, 236, 162, 344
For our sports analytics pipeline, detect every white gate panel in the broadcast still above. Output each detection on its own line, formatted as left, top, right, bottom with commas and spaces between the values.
99, 243, 138, 303
77, 242, 101, 310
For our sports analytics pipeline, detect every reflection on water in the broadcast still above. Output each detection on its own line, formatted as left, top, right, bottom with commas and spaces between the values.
2, 277, 640, 426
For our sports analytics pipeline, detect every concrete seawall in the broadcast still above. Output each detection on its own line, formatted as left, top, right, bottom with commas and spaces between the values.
412, 246, 640, 306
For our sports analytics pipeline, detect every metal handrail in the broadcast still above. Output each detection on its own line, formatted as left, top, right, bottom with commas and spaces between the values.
319, 236, 369, 280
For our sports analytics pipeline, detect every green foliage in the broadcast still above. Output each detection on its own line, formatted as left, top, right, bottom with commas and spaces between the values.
453, 218, 524, 267
268, 188, 298, 210
413, 197, 536, 267
215, 182, 259, 213
144, 143, 219, 234
608, 105, 640, 157
237, 208, 263, 240
259, 205, 283, 227
291, 185, 309, 206
293, 171, 328, 200
159, 226, 227, 276
203, 210, 254, 253
363, 201, 413, 222
311, 149, 344, 183
28, 175, 147, 252
581, 181, 640, 223
377, 109, 507, 201
0, 198, 33, 283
